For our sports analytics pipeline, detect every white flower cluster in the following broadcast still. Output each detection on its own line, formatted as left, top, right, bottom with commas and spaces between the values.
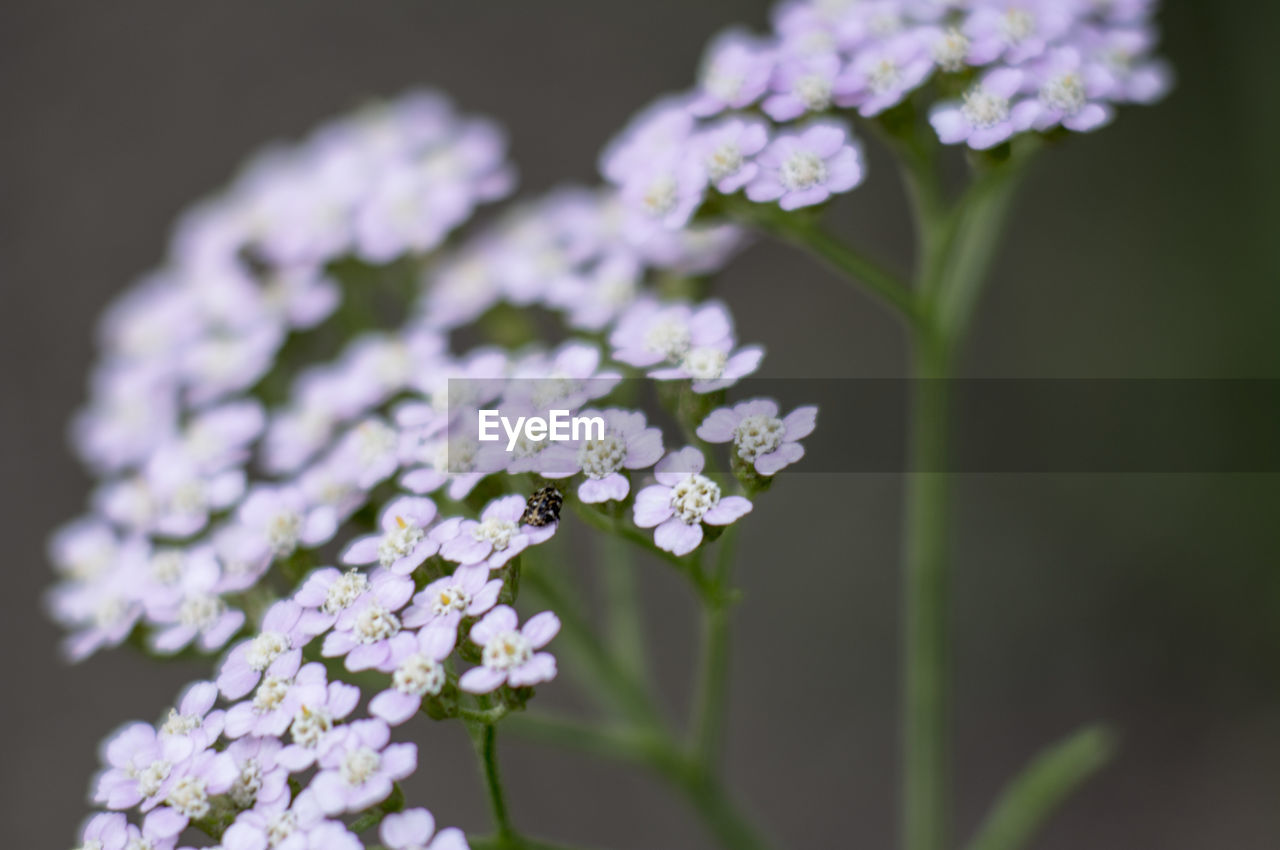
59, 90, 819, 848
602, 0, 1171, 226
50, 91, 515, 663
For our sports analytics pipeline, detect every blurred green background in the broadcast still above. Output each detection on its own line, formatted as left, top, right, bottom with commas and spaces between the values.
0, 0, 1276, 847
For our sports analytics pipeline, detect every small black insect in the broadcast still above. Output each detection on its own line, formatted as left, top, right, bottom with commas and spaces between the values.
521, 485, 563, 527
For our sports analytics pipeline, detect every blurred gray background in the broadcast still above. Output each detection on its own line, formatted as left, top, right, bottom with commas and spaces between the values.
2, 1, 1277, 847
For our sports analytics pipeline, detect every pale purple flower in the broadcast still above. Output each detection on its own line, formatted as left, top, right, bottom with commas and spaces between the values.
234, 485, 336, 565
320, 570, 415, 672
76, 812, 128, 850
309, 719, 417, 815
275, 676, 362, 772
618, 151, 707, 231
697, 400, 818, 476
436, 495, 558, 569
261, 395, 342, 477
964, 0, 1074, 66
141, 745, 238, 838
423, 245, 509, 330
181, 322, 284, 407
690, 28, 776, 116
93, 475, 160, 533
144, 547, 246, 655
545, 251, 642, 332
223, 735, 290, 811
506, 342, 622, 414
210, 522, 274, 592
648, 341, 764, 394
177, 399, 265, 475
296, 456, 366, 535
259, 265, 341, 330
48, 517, 120, 582
400, 432, 508, 502
369, 625, 458, 725
217, 600, 317, 700
224, 661, 331, 740
834, 31, 936, 116
328, 416, 410, 490
222, 791, 360, 850
337, 334, 417, 413
746, 121, 864, 210
538, 408, 665, 502
928, 24, 976, 73
157, 681, 225, 751
458, 606, 560, 694
600, 96, 696, 186
72, 363, 178, 474
52, 537, 147, 661
401, 563, 503, 633
930, 68, 1034, 150
293, 567, 399, 635
128, 820, 178, 850
95, 722, 193, 811
610, 299, 733, 369
770, 0, 841, 58
1082, 24, 1173, 105
634, 447, 753, 556
692, 118, 770, 194
1012, 47, 1114, 133
353, 161, 457, 263
762, 53, 841, 121
380, 807, 471, 850
342, 496, 440, 576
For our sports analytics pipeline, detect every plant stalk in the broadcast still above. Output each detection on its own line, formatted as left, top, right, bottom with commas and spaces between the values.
901, 318, 954, 850
473, 723, 516, 843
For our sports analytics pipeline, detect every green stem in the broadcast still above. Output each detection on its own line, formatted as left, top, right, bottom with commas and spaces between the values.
722, 197, 922, 325
473, 724, 516, 842
901, 320, 953, 850
523, 564, 660, 726
691, 530, 738, 770
508, 711, 770, 850
899, 141, 1037, 850
964, 725, 1117, 850
936, 139, 1040, 334
598, 530, 649, 690
569, 500, 715, 599
506, 712, 667, 762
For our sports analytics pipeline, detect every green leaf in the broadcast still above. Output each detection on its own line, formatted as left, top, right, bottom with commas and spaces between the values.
964, 724, 1117, 850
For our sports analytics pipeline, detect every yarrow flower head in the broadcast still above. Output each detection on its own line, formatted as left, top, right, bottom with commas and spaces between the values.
49, 20, 862, 849
342, 496, 440, 575
634, 447, 753, 556
217, 600, 318, 700
930, 67, 1032, 150
698, 399, 818, 476
380, 807, 471, 850
437, 495, 558, 569
746, 120, 865, 210
537, 408, 666, 503
459, 606, 561, 694
309, 718, 417, 815
402, 563, 503, 633
597, 0, 1170, 216
369, 623, 458, 725
320, 571, 416, 673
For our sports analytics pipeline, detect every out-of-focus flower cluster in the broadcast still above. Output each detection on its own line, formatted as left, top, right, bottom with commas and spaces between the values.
83, 672, 466, 850
602, 0, 1171, 227
51, 91, 514, 663
57, 84, 819, 847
